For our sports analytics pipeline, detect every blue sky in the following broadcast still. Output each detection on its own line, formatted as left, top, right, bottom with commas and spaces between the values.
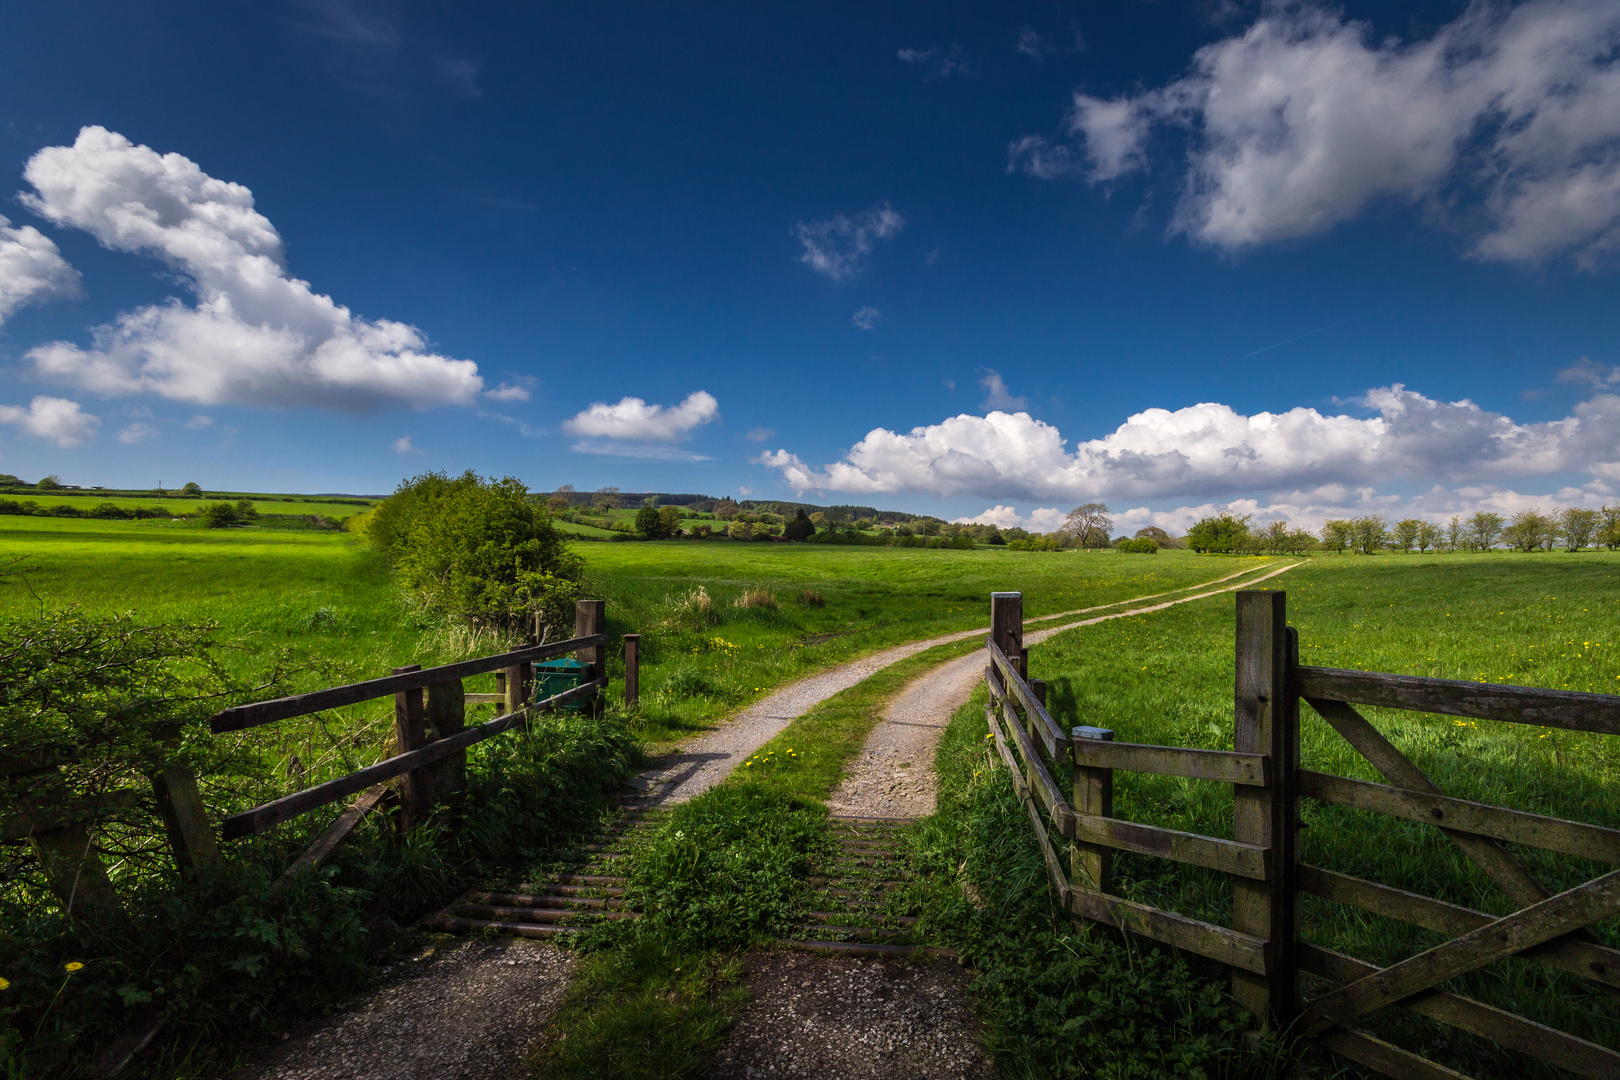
2, 1, 1618, 532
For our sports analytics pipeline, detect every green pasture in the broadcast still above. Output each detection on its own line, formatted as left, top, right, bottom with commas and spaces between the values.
0, 490, 374, 518
935, 550, 1620, 1078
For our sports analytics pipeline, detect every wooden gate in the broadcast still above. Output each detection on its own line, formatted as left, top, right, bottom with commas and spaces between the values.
984, 589, 1620, 1079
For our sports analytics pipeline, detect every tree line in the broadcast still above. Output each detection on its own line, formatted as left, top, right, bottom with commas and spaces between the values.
1182, 506, 1620, 555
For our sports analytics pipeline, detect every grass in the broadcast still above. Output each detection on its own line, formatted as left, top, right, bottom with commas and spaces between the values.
928, 550, 1620, 1079
1, 491, 373, 518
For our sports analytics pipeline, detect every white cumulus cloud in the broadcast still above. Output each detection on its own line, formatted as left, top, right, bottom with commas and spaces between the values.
0, 214, 80, 325
793, 204, 904, 280
1022, 0, 1620, 265
19, 126, 483, 410
564, 390, 719, 441
0, 395, 100, 447
957, 504, 1067, 532
979, 369, 1026, 411
759, 384, 1620, 502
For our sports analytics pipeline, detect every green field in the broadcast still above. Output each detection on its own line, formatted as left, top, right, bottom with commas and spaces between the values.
0, 490, 374, 518
928, 551, 1620, 1078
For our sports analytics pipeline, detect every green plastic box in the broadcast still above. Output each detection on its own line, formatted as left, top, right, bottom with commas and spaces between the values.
534, 657, 587, 710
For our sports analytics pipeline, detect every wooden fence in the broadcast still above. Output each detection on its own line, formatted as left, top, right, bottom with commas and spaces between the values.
7, 599, 637, 919
984, 588, 1620, 1080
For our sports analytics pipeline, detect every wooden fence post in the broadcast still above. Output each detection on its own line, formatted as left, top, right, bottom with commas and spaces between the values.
1071, 725, 1114, 899
393, 664, 429, 829
502, 661, 527, 716
150, 758, 220, 873
423, 678, 467, 803
624, 633, 640, 707
990, 592, 1022, 695
1232, 591, 1299, 1025
29, 817, 126, 924
576, 599, 606, 716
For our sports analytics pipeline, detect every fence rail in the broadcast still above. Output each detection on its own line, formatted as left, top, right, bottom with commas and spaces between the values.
5, 599, 639, 925
983, 588, 1620, 1080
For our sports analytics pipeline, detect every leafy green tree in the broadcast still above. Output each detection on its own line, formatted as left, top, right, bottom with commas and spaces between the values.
203, 501, 240, 528
1063, 502, 1112, 549
1504, 508, 1553, 551
1351, 514, 1388, 554
366, 471, 582, 634
1185, 514, 1251, 554
635, 505, 665, 538
1392, 518, 1421, 552
35, 475, 62, 491
657, 506, 683, 536
1415, 521, 1442, 553
1446, 515, 1465, 551
1559, 507, 1599, 551
1599, 506, 1620, 550
1468, 511, 1504, 551
180, 481, 203, 495
783, 509, 814, 541
1320, 520, 1352, 554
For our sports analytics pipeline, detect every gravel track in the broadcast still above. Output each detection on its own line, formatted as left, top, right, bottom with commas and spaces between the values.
827, 561, 1303, 820
629, 563, 1295, 810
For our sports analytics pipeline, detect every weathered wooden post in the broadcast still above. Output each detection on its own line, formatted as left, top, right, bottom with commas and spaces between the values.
150, 755, 220, 873
990, 592, 1022, 695
576, 599, 606, 716
1071, 725, 1114, 901
27, 806, 127, 924
623, 633, 640, 707
393, 664, 429, 829
1232, 591, 1299, 1025
424, 678, 467, 802
502, 660, 528, 716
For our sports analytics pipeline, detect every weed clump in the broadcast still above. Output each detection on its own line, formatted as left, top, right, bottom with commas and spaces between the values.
796, 589, 826, 607
733, 587, 778, 611
662, 586, 718, 629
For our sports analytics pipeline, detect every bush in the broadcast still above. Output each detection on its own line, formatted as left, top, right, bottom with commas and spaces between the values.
783, 510, 814, 541
180, 482, 203, 495
364, 471, 583, 635
1116, 538, 1159, 554
1185, 513, 1251, 554
202, 501, 241, 528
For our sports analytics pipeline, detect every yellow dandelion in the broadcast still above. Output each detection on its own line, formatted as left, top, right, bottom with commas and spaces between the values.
0, 976, 9, 990
64, 962, 83, 973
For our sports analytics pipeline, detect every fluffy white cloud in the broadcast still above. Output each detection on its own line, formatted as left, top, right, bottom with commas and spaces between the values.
746, 426, 775, 442
0, 214, 80, 325
957, 504, 1066, 531
852, 306, 883, 330
1029, 0, 1620, 264
393, 435, 414, 453
759, 384, 1620, 502
117, 421, 157, 444
20, 126, 482, 410
793, 204, 903, 280
0, 395, 100, 447
564, 390, 719, 442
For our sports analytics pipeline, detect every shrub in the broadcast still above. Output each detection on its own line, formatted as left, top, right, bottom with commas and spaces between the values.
796, 589, 825, 608
635, 505, 667, 538
783, 510, 814, 541
1185, 513, 1251, 553
180, 481, 203, 495
1116, 538, 1158, 554
734, 587, 778, 611
35, 475, 62, 491
364, 471, 583, 635
202, 501, 240, 528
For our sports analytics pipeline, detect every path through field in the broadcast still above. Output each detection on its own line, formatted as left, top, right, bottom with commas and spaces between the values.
630, 561, 1295, 809
238, 561, 1298, 1080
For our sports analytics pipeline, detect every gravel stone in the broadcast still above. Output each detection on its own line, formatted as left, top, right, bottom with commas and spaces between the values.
703, 952, 994, 1080
233, 939, 574, 1080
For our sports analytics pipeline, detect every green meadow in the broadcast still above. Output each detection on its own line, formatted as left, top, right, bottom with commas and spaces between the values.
0, 490, 374, 518
925, 550, 1620, 1078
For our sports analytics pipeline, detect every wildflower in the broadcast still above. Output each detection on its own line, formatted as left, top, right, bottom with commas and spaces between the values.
64, 962, 83, 973
0, 977, 9, 990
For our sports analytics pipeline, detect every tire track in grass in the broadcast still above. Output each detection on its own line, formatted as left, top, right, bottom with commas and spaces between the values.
628, 560, 1300, 808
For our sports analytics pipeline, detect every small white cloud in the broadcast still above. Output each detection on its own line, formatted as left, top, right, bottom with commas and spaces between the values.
0, 395, 100, 447
1016, 27, 1051, 62
118, 422, 158, 444
1006, 135, 1080, 180
853, 306, 883, 330
393, 435, 414, 453
20, 126, 483, 410
793, 204, 904, 281
1557, 357, 1618, 388
0, 214, 81, 326
737, 485, 754, 496
898, 45, 970, 79
564, 390, 719, 442
185, 414, 214, 429
746, 426, 775, 442
979, 369, 1027, 411
484, 380, 534, 402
